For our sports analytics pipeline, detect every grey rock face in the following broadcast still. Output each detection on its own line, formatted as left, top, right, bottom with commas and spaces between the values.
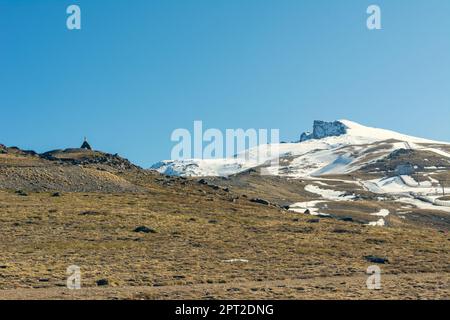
300, 120, 348, 142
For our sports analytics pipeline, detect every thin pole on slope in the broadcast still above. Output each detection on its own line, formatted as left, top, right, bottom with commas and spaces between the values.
404, 141, 412, 150
439, 180, 446, 196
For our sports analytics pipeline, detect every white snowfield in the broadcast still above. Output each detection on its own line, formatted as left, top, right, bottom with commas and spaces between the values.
289, 184, 354, 217
152, 119, 450, 178
290, 184, 390, 226
396, 197, 450, 213
362, 176, 440, 195
370, 209, 390, 217
367, 218, 386, 227
304, 184, 350, 199
289, 200, 329, 217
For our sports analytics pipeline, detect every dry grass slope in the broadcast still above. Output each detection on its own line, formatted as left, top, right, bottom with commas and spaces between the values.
0, 186, 448, 299
0, 144, 449, 299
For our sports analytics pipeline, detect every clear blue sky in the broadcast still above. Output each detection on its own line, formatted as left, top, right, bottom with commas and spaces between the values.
1, 0, 449, 166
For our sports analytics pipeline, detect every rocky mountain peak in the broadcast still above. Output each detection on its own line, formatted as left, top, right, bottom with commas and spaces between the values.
299, 120, 348, 142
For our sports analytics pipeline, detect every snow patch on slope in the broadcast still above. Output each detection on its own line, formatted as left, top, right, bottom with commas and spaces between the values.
289, 184, 354, 216
367, 219, 385, 227
305, 184, 350, 199
370, 209, 390, 217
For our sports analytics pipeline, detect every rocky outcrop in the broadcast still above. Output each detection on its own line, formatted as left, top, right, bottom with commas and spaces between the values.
0, 144, 144, 193
0, 165, 143, 193
40, 149, 140, 171
300, 120, 348, 142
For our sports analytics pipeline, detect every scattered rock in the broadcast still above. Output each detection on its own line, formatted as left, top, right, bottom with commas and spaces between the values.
96, 279, 109, 286
250, 198, 270, 206
332, 228, 360, 234
134, 226, 156, 233
153, 282, 164, 287
51, 192, 61, 197
198, 179, 208, 185
364, 255, 389, 264
15, 190, 28, 196
80, 211, 101, 216
304, 209, 311, 215
208, 219, 218, 224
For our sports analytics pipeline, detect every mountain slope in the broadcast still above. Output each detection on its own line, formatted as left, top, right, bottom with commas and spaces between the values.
152, 119, 450, 178
0, 146, 144, 192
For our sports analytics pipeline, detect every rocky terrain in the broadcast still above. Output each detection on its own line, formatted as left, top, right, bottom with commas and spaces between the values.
0, 127, 449, 300
0, 146, 142, 193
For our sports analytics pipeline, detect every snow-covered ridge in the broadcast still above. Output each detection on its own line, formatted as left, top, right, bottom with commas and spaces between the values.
338, 120, 448, 145
152, 120, 449, 177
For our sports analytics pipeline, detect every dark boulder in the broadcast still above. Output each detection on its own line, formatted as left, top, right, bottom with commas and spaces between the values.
134, 226, 157, 234
15, 190, 28, 197
364, 255, 389, 264
96, 279, 109, 286
250, 198, 271, 206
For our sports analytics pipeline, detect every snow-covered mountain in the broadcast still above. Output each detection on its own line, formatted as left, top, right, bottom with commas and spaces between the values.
151, 120, 450, 178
